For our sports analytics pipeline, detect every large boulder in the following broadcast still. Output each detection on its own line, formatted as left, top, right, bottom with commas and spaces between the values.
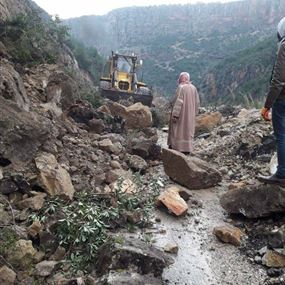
107, 101, 127, 118
195, 112, 222, 135
96, 237, 173, 277
162, 149, 222, 190
35, 153, 75, 200
45, 71, 79, 110
107, 101, 152, 129
125, 103, 152, 129
0, 97, 54, 168
220, 184, 285, 218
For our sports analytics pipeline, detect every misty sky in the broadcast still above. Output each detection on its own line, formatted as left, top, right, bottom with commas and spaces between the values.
33, 0, 239, 19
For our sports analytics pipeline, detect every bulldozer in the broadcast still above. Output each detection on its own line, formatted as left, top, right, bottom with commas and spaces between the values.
99, 52, 153, 106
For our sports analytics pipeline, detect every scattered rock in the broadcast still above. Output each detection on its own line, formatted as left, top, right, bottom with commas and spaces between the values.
16, 193, 46, 210
228, 181, 247, 191
35, 260, 58, 277
39, 231, 58, 255
162, 149, 222, 190
268, 225, 285, 248
0, 265, 16, 285
97, 271, 162, 285
254, 256, 262, 264
8, 239, 37, 268
88, 118, 105, 134
126, 154, 147, 172
96, 236, 174, 277
125, 210, 143, 224
107, 101, 152, 129
163, 243, 179, 254
35, 152, 75, 200
213, 225, 243, 246
0, 202, 12, 226
28, 220, 43, 238
195, 112, 222, 135
259, 246, 268, 256
267, 268, 284, 278
49, 246, 66, 261
107, 101, 128, 118
9, 225, 28, 240
0, 176, 30, 195
220, 184, 285, 218
113, 178, 137, 194
46, 71, 79, 110
262, 250, 285, 268
105, 169, 130, 185
110, 160, 122, 169
156, 186, 188, 216
98, 139, 121, 154
0, 168, 3, 180
132, 140, 161, 160
124, 103, 152, 129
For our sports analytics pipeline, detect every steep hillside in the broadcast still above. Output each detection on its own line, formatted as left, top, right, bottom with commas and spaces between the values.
204, 36, 277, 106
0, 0, 169, 283
66, 0, 285, 105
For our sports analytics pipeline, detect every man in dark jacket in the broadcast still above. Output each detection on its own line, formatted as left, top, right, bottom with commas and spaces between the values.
259, 17, 285, 185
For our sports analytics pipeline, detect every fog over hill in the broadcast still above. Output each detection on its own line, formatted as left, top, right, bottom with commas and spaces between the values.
66, 0, 284, 105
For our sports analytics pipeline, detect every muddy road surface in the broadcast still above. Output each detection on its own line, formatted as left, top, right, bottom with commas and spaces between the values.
148, 131, 267, 285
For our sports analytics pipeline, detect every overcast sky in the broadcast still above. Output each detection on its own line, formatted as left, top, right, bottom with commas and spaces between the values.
33, 0, 239, 19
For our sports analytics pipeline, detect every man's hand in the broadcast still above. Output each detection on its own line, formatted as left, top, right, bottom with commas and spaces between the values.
261, 107, 271, 121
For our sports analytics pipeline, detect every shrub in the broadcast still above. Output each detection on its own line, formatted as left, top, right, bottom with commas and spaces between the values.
30, 175, 162, 272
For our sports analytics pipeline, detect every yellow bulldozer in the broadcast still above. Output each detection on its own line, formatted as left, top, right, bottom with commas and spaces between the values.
99, 52, 153, 106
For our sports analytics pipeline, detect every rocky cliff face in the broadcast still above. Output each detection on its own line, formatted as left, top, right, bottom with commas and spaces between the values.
0, 0, 43, 20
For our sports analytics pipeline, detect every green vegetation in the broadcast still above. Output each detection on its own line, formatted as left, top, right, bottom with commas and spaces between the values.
0, 227, 17, 258
79, 88, 103, 108
204, 36, 276, 107
67, 38, 104, 84
30, 175, 161, 273
0, 12, 69, 65
0, 11, 103, 89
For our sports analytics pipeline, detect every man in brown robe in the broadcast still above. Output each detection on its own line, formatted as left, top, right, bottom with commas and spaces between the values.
167, 72, 200, 154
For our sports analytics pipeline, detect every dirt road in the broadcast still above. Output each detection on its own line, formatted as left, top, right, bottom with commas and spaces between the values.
150, 131, 266, 285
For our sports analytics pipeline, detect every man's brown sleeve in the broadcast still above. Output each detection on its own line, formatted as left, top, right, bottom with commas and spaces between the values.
265, 40, 285, 109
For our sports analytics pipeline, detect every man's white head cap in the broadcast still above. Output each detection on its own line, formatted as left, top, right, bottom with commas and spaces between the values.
277, 17, 285, 41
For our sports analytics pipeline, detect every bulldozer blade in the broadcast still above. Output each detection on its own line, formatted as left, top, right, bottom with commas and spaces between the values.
101, 89, 153, 107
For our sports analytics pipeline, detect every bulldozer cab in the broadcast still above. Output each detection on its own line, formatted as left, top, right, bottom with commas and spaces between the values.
116, 56, 132, 73
100, 52, 153, 106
